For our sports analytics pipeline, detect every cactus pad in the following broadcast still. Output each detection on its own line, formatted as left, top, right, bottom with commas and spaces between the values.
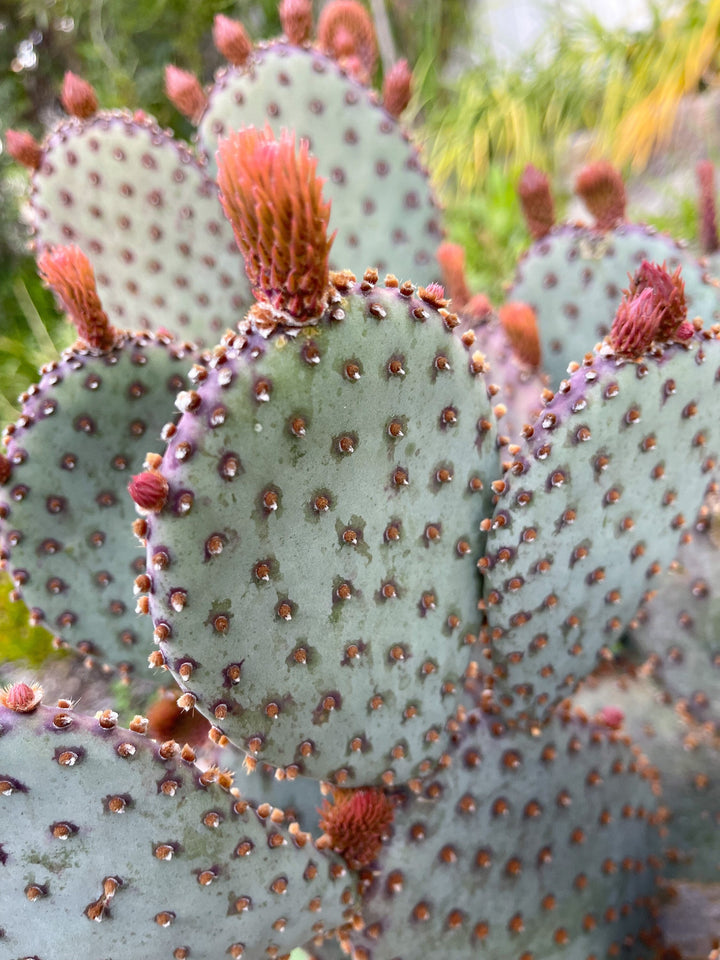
0, 689, 353, 959
197, 43, 442, 281
29, 112, 251, 342
138, 274, 499, 785
481, 329, 720, 718
0, 333, 196, 676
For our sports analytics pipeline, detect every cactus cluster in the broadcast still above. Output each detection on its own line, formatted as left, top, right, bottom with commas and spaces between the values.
1, 3, 718, 959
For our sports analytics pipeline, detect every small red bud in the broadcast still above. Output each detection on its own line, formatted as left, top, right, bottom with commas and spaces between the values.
37, 245, 117, 351
318, 787, 394, 869
318, 0, 377, 82
674, 320, 695, 341
599, 706, 624, 730
279, 0, 313, 45
5, 130, 42, 170
213, 15, 253, 66
575, 161, 626, 230
518, 164, 555, 240
382, 60, 412, 118
498, 301, 541, 368
0, 453, 12, 485
61, 72, 99, 119
697, 160, 719, 255
128, 470, 169, 512
0, 682, 43, 712
164, 65, 207, 123
436, 242, 472, 310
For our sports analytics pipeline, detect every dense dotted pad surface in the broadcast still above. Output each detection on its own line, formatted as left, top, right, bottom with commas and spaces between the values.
509, 224, 720, 388
573, 672, 720, 883
141, 280, 498, 785
346, 711, 662, 960
0, 701, 353, 960
629, 506, 720, 730
0, 335, 195, 675
481, 332, 720, 719
31, 112, 251, 343
197, 43, 442, 284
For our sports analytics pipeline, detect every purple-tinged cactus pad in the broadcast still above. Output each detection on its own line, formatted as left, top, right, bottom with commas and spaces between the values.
139, 277, 499, 785
29, 112, 251, 342
197, 43, 442, 283
0, 695, 353, 959
0, 333, 197, 676
509, 224, 720, 388
481, 330, 720, 719
628, 498, 720, 730
345, 710, 661, 959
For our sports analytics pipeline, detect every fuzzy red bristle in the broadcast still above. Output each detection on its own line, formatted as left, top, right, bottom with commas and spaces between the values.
626, 260, 687, 342
318, 787, 394, 869
498, 301, 541, 368
382, 60, 412, 118
37, 245, 117, 351
279, 0, 313, 45
164, 65, 207, 122
61, 72, 98, 119
317, 0, 377, 83
575, 160, 626, 230
5, 130, 42, 170
217, 126, 334, 326
213, 15, 253, 66
518, 164, 555, 240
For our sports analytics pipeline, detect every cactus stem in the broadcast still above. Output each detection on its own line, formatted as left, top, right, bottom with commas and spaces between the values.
317, 786, 394, 869
518, 164, 555, 240
61, 72, 99, 119
5, 130, 42, 170
164, 65, 207, 123
217, 126, 335, 329
213, 15, 253, 67
37, 245, 118, 351
575, 160, 627, 231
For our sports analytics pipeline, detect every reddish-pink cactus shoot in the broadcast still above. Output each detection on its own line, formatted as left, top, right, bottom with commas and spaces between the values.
217, 126, 334, 326
518, 164, 555, 240
128, 470, 169, 513
279, 0, 313, 45
0, 682, 43, 713
436, 242, 472, 310
697, 160, 719, 255
318, 787, 394, 869
5, 129, 42, 170
575, 160, 627, 230
61, 72, 99, 119
610, 260, 689, 358
0, 454, 11, 486
213, 15, 253, 67
382, 60, 412, 118
498, 301, 541, 368
164, 65, 207, 123
317, 0, 378, 82
599, 705, 625, 730
37, 245, 117, 351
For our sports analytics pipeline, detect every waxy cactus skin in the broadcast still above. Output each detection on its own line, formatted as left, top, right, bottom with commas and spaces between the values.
1, 3, 719, 957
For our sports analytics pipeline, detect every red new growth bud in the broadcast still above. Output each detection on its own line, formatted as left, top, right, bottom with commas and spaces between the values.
128, 470, 169, 512
626, 260, 687, 342
5, 130, 42, 170
213, 15, 253, 66
318, 787, 394, 869
279, 0, 313, 45
317, 0, 378, 83
0, 682, 43, 713
0, 453, 12, 485
164, 65, 207, 123
217, 126, 334, 326
610, 288, 661, 359
697, 160, 719, 255
436, 242, 472, 310
575, 161, 626, 230
61, 72, 98, 119
37, 245, 117, 351
382, 60, 412, 118
499, 301, 541, 368
465, 292, 493, 323
518, 164, 555, 240
599, 705, 624, 730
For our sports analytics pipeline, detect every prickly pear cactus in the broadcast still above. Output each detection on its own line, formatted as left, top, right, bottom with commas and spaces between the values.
133, 128, 499, 785
0, 683, 354, 959
0, 248, 200, 677
17, 101, 251, 343
481, 267, 720, 720
510, 162, 720, 388
344, 709, 662, 960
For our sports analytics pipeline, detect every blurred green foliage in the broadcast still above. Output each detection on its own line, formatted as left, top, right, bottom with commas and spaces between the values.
0, 570, 57, 666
